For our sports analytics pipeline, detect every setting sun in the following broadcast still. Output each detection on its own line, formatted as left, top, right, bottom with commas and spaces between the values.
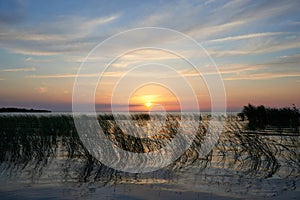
145, 101, 152, 108
127, 84, 181, 112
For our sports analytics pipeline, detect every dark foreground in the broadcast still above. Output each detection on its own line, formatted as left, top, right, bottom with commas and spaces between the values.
0, 114, 299, 199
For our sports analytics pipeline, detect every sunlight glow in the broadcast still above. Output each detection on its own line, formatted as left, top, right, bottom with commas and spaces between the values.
145, 101, 152, 108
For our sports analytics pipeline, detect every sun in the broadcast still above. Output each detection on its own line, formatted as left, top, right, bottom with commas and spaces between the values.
145, 101, 152, 108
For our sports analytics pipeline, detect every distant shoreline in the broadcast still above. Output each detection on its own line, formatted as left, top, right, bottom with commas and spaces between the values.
0, 107, 51, 113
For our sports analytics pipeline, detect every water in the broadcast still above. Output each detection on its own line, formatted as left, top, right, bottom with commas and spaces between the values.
0, 113, 299, 199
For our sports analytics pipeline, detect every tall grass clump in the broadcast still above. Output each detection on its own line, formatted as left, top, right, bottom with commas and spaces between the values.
239, 104, 299, 132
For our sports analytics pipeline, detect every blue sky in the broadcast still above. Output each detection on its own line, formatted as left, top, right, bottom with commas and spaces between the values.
0, 0, 299, 111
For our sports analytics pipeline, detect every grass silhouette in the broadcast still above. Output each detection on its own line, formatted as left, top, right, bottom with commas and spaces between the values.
238, 104, 299, 132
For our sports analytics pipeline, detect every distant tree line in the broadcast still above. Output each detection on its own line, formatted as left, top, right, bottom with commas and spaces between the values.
238, 104, 299, 132
0, 107, 51, 113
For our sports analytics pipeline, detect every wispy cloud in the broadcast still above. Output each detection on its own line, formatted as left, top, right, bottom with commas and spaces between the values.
188, 20, 246, 39
26, 53, 300, 81
175, 54, 300, 81
2, 67, 36, 72
27, 74, 92, 79
0, 15, 119, 42
0, 1, 298, 59
207, 33, 300, 57
220, 54, 300, 80
0, 31, 67, 42
26, 71, 125, 79
8, 48, 62, 56
225, 72, 300, 81
207, 32, 284, 43
254, 38, 300, 54
0, 14, 120, 56
274, 53, 300, 65
178, 64, 265, 77
188, 0, 299, 42
78, 15, 119, 32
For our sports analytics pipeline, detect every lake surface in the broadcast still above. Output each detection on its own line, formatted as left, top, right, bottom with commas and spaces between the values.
0, 113, 299, 199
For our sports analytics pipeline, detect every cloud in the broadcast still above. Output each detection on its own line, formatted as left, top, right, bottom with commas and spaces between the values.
176, 64, 266, 78
27, 74, 91, 79
78, 15, 119, 32
126, 0, 299, 55
108, 49, 183, 68
185, 0, 299, 41
26, 51, 300, 81
206, 32, 300, 57
2, 67, 36, 72
0, 14, 119, 42
176, 53, 300, 81
224, 72, 300, 81
207, 32, 284, 43
188, 20, 246, 40
136, 1, 205, 30
217, 0, 299, 26
0, 31, 67, 42
275, 53, 300, 65
0, 1, 299, 88
254, 38, 300, 54
0, 14, 120, 56
7, 48, 62, 56
26, 71, 125, 79
0, 1, 298, 59
220, 54, 300, 80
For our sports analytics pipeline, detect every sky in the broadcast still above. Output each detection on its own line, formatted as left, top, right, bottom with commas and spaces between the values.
0, 0, 299, 112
